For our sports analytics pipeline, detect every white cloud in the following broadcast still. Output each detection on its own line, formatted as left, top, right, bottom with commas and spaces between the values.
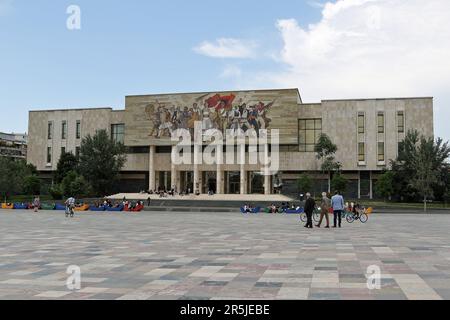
194, 38, 257, 58
228, 0, 450, 139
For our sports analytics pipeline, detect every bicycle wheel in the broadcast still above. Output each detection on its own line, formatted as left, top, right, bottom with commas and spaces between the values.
359, 213, 368, 223
346, 213, 355, 223
313, 211, 320, 222
300, 213, 307, 222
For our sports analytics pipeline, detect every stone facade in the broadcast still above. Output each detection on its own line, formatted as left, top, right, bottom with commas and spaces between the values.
27, 89, 434, 199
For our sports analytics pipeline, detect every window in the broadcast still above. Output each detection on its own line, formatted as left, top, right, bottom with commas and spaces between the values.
377, 112, 384, 134
358, 142, 365, 162
76, 120, 81, 139
61, 121, 67, 140
299, 119, 322, 152
75, 147, 81, 157
47, 122, 53, 140
111, 124, 125, 144
47, 147, 52, 164
378, 142, 385, 162
397, 111, 405, 133
61, 147, 66, 155
358, 113, 365, 134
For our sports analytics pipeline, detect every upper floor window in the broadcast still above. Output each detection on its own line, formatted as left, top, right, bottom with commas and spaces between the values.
358, 142, 365, 162
377, 112, 385, 134
111, 124, 125, 144
47, 122, 53, 140
397, 111, 405, 133
357, 113, 365, 134
47, 147, 52, 164
378, 142, 385, 162
76, 120, 81, 139
299, 119, 322, 152
61, 121, 67, 140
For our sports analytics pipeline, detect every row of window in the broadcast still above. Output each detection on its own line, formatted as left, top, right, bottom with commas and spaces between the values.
46, 146, 81, 164
48, 121, 81, 140
358, 142, 385, 163
357, 111, 405, 134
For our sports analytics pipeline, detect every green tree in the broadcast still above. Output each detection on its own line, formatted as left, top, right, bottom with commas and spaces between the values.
331, 173, 348, 193
392, 130, 450, 210
0, 158, 37, 201
297, 174, 312, 195
315, 133, 340, 192
23, 175, 41, 196
375, 171, 395, 201
54, 152, 79, 183
78, 129, 127, 196
61, 171, 92, 198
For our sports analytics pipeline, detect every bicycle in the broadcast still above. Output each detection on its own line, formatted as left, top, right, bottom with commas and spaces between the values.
300, 207, 320, 223
345, 208, 368, 223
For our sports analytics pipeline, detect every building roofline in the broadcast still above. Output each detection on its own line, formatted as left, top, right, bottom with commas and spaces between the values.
126, 88, 302, 102
29, 107, 113, 113
320, 97, 433, 103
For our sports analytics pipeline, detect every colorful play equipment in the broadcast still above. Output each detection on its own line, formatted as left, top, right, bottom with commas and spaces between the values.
74, 204, 90, 211
124, 203, 144, 212
240, 207, 261, 214
1, 203, 14, 209
0, 201, 144, 213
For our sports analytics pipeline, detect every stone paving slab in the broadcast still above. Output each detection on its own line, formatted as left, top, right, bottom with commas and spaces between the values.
0, 209, 449, 300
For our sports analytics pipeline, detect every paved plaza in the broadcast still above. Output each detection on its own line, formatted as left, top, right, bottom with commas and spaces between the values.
1, 209, 450, 300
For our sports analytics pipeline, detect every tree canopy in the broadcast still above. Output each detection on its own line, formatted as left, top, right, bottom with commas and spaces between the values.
78, 129, 127, 196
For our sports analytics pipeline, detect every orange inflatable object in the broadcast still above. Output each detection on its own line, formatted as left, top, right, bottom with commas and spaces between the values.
74, 204, 90, 211
1, 203, 14, 209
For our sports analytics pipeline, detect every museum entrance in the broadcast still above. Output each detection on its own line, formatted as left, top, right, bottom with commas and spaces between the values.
249, 172, 264, 194
225, 171, 240, 194
179, 171, 194, 194
202, 171, 217, 194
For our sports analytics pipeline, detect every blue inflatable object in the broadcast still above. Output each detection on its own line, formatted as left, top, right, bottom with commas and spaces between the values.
240, 207, 261, 214
89, 205, 106, 211
105, 205, 124, 212
285, 208, 304, 214
13, 203, 29, 209
55, 204, 66, 211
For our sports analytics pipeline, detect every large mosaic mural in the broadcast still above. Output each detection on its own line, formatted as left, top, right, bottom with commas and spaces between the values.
124, 89, 300, 146
143, 93, 275, 138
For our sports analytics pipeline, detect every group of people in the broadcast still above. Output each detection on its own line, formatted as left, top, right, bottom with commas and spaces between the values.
267, 202, 301, 213
303, 191, 345, 229
144, 94, 275, 139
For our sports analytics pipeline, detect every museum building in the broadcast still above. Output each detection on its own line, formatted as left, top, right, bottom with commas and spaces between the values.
27, 88, 434, 199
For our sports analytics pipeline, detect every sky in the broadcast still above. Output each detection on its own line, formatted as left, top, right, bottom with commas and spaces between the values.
1, 0, 450, 141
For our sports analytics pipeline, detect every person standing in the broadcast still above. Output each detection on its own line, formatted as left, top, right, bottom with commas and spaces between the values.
303, 192, 315, 229
33, 196, 40, 213
65, 196, 76, 218
331, 190, 345, 228
316, 192, 331, 228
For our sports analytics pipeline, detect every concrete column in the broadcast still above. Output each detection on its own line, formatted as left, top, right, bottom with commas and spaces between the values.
358, 171, 361, 199
240, 165, 246, 194
216, 144, 224, 194
193, 165, 200, 194
264, 172, 271, 195
148, 145, 156, 191
171, 145, 177, 190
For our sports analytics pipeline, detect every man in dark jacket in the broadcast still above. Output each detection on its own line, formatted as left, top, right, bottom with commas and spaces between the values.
304, 192, 315, 228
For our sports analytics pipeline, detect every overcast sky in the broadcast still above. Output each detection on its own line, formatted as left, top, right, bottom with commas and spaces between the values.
1, 0, 449, 141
